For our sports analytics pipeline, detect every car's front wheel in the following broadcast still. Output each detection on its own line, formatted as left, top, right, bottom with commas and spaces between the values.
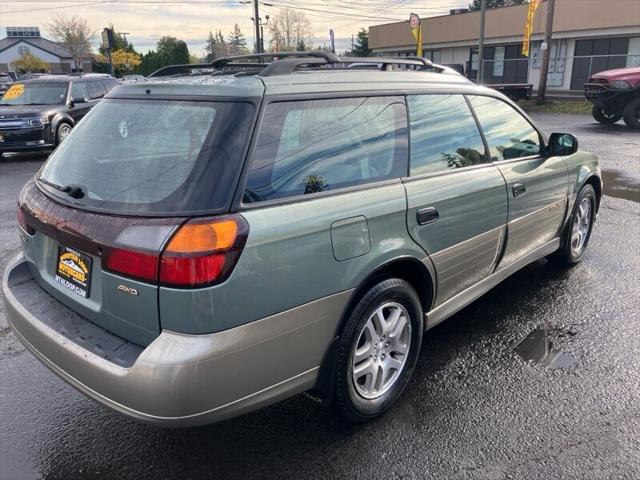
56, 122, 72, 145
591, 105, 621, 125
333, 278, 423, 423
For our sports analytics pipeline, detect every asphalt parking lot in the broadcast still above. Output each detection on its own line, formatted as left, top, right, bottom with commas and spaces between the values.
0, 113, 639, 480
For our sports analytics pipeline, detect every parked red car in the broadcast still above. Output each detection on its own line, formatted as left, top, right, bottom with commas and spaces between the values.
584, 66, 640, 129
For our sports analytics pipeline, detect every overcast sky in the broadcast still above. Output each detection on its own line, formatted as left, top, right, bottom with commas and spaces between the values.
0, 0, 469, 57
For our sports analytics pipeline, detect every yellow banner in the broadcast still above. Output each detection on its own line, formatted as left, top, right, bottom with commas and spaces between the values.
522, 0, 542, 57
409, 13, 423, 58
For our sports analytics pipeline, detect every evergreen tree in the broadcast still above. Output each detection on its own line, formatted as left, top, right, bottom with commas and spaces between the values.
204, 30, 217, 62
351, 28, 371, 57
228, 23, 248, 55
469, 0, 527, 10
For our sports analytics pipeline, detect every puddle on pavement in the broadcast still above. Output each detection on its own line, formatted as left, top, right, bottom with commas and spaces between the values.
601, 170, 640, 204
514, 328, 578, 369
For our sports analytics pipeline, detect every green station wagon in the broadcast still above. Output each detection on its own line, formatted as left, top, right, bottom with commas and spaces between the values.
2, 53, 601, 426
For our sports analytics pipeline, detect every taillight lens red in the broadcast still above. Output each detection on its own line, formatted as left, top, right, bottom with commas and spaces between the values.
101, 215, 249, 288
159, 216, 248, 288
103, 247, 158, 283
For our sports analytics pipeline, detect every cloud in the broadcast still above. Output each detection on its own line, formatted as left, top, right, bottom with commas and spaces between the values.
1, 0, 468, 56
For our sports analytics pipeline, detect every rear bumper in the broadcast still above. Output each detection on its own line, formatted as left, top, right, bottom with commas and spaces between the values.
3, 255, 349, 427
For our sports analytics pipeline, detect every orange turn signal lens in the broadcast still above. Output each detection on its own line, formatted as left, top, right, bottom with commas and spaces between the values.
165, 218, 239, 254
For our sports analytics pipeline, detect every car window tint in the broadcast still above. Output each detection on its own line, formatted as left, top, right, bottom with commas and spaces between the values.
408, 94, 487, 175
243, 96, 408, 203
86, 81, 106, 99
71, 82, 88, 100
469, 95, 541, 161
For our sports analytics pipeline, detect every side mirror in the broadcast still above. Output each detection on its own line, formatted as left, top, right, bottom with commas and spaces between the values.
70, 96, 88, 105
548, 133, 578, 156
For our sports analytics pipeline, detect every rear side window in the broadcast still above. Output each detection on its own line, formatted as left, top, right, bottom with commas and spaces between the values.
469, 96, 541, 161
86, 81, 106, 99
408, 94, 487, 175
243, 96, 408, 203
38, 99, 255, 214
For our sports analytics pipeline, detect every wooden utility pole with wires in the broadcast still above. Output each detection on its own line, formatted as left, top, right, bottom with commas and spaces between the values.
253, 0, 261, 53
536, 0, 556, 105
477, 0, 487, 83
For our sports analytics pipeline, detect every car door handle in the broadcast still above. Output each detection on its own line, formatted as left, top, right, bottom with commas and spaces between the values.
512, 183, 527, 198
417, 207, 439, 225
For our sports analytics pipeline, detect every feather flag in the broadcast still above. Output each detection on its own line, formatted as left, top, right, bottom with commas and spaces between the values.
409, 13, 423, 57
522, 0, 542, 57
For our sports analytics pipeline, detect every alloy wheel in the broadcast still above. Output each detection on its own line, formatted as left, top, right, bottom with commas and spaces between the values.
351, 302, 412, 400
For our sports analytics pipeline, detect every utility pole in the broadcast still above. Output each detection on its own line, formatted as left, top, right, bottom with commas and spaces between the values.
253, 0, 261, 53
537, 0, 556, 105
477, 0, 487, 83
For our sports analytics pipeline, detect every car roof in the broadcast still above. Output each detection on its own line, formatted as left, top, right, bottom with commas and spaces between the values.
19, 75, 113, 84
109, 69, 492, 99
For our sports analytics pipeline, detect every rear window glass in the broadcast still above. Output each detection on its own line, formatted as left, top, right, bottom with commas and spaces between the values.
38, 99, 254, 214
243, 96, 408, 203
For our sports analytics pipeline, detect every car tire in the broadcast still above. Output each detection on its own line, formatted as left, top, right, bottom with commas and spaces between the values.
551, 184, 597, 266
333, 278, 423, 423
622, 98, 640, 130
591, 105, 621, 125
56, 122, 72, 145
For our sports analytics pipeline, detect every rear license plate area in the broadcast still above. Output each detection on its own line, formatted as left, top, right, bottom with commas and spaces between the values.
55, 246, 92, 298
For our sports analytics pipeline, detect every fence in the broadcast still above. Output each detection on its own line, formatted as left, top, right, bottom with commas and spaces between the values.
470, 54, 640, 90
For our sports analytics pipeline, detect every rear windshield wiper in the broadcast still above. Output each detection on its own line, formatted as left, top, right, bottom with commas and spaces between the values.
39, 178, 87, 199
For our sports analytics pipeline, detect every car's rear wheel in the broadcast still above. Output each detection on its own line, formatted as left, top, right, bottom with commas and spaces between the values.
552, 184, 596, 266
333, 278, 423, 423
56, 122, 72, 145
591, 105, 621, 124
622, 98, 640, 129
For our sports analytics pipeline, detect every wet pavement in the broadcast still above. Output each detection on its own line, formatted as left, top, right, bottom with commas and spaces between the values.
1, 114, 639, 479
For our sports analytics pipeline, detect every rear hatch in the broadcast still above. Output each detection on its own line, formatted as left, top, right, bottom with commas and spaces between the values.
18, 85, 259, 346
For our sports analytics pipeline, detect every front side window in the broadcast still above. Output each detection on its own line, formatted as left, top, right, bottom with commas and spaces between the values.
71, 82, 88, 100
243, 96, 408, 203
86, 81, 106, 99
408, 94, 487, 175
469, 95, 541, 161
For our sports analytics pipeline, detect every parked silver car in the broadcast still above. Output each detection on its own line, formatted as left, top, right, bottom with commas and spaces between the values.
2, 53, 601, 427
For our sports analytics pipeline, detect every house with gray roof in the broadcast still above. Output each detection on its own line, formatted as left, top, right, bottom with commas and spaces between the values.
0, 27, 92, 74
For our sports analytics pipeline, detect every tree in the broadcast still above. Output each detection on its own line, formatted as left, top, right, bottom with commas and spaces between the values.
228, 24, 249, 56
47, 15, 95, 71
204, 30, 217, 61
351, 28, 371, 57
10, 53, 50, 73
134, 36, 190, 76
268, 7, 312, 52
95, 50, 141, 75
157, 36, 190, 65
469, 0, 527, 10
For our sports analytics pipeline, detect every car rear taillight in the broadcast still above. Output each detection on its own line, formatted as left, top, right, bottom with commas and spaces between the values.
102, 215, 249, 288
103, 247, 159, 283
159, 215, 249, 288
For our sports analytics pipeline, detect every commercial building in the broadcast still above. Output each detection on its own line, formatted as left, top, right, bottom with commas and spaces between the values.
0, 27, 92, 74
369, 0, 640, 92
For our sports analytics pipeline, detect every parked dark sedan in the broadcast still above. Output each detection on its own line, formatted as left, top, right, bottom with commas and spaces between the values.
0, 75, 118, 153
0, 73, 13, 96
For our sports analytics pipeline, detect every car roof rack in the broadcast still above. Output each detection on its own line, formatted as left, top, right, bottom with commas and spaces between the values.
147, 52, 441, 78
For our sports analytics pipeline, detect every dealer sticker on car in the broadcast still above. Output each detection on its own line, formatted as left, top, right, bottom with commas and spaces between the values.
55, 246, 92, 298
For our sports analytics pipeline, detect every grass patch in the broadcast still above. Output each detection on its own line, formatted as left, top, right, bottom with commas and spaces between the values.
517, 99, 592, 115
